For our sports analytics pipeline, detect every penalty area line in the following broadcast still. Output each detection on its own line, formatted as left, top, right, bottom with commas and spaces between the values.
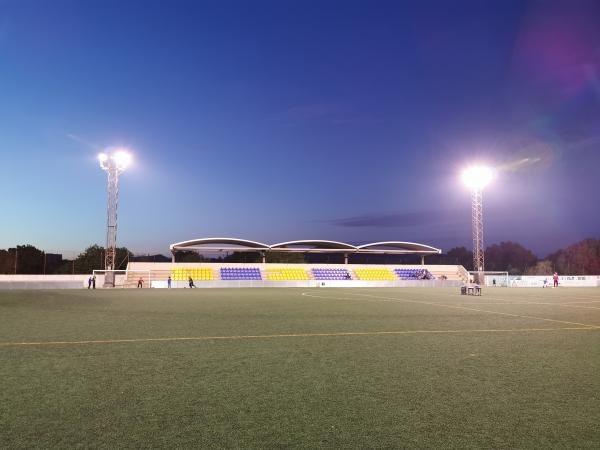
0, 327, 597, 347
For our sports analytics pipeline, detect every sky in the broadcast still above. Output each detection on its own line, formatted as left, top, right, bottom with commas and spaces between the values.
1, 0, 599, 258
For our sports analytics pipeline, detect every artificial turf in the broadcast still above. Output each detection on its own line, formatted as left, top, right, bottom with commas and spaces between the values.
0, 287, 599, 449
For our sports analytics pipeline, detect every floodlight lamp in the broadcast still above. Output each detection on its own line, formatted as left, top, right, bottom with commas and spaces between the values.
461, 166, 494, 191
112, 150, 132, 171
98, 153, 109, 170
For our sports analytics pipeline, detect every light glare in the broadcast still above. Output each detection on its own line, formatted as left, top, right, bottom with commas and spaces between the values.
112, 150, 132, 170
462, 166, 494, 190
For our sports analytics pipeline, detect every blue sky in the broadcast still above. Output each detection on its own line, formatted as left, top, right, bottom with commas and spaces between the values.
1, 0, 599, 257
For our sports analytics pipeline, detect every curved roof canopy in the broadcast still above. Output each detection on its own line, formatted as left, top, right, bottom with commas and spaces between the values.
270, 240, 357, 252
356, 241, 441, 254
170, 237, 270, 251
170, 238, 440, 255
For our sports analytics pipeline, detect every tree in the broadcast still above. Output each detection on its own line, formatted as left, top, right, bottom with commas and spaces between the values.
265, 252, 306, 264
0, 249, 16, 274
175, 251, 206, 263
73, 245, 133, 274
222, 252, 306, 263
484, 241, 537, 274
526, 260, 554, 275
0, 245, 45, 274
445, 247, 473, 270
223, 252, 262, 263
130, 254, 172, 263
54, 260, 76, 274
547, 239, 600, 275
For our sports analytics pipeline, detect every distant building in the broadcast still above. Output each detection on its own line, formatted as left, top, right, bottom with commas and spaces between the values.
45, 254, 63, 273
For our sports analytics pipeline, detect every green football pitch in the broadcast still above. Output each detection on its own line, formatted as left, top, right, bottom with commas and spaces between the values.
1, 287, 599, 449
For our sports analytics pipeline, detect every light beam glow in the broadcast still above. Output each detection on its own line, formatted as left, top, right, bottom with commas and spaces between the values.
97, 153, 108, 170
98, 149, 132, 172
112, 150, 132, 171
461, 166, 494, 191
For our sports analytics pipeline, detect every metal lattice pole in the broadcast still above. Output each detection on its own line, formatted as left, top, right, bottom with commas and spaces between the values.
99, 150, 130, 287
105, 164, 120, 272
471, 188, 484, 282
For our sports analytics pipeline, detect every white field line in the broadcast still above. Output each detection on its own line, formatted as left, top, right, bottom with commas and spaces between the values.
0, 327, 597, 347
446, 301, 600, 310
465, 291, 600, 309
301, 291, 600, 329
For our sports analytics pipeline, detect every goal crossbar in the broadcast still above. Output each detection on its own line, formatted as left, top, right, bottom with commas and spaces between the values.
469, 271, 510, 287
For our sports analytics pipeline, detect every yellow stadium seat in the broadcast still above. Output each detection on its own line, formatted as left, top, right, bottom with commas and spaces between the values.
267, 267, 309, 280
171, 268, 214, 281
354, 269, 396, 281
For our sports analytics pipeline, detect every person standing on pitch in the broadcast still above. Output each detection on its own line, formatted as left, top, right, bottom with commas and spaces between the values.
92, 275, 96, 289
167, 276, 172, 288
553, 272, 559, 287
188, 277, 195, 288
88, 276, 92, 289
137, 277, 144, 288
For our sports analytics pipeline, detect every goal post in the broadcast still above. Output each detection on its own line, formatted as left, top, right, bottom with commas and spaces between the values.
92, 269, 152, 288
469, 271, 510, 287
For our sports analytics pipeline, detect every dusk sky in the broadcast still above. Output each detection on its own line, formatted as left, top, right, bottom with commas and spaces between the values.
1, 0, 599, 257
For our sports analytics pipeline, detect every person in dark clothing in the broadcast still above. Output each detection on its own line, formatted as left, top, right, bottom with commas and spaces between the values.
188, 277, 195, 288
137, 278, 144, 288
92, 275, 96, 289
88, 277, 92, 289
167, 276, 172, 288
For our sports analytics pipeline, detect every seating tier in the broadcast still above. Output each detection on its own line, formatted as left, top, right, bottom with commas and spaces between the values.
267, 268, 309, 280
221, 267, 262, 280
394, 268, 434, 280
354, 268, 396, 280
172, 268, 214, 281
312, 268, 351, 280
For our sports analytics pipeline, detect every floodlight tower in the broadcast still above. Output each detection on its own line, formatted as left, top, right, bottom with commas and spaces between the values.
98, 149, 132, 284
461, 166, 493, 283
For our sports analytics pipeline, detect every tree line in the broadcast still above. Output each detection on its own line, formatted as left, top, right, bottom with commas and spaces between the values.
443, 239, 600, 275
0, 245, 131, 275
0, 238, 599, 275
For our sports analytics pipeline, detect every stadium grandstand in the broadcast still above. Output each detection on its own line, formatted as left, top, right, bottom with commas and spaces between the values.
93, 237, 471, 288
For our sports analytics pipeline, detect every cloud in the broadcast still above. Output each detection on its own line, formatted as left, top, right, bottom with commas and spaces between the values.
66, 133, 101, 150
567, 134, 600, 152
328, 209, 461, 228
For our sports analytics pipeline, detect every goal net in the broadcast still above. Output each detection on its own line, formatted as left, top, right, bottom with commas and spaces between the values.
469, 271, 510, 287
92, 269, 152, 288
